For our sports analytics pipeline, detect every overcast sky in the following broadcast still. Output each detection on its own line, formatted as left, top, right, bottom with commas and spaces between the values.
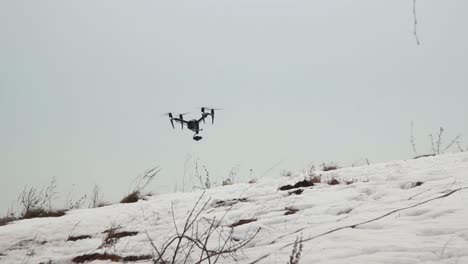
1, 0, 467, 213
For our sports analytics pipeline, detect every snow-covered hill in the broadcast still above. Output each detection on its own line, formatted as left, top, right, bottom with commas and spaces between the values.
1, 153, 468, 264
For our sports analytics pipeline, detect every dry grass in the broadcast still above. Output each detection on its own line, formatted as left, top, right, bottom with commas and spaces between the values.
229, 218, 257, 228
285, 207, 299, 215
309, 175, 322, 184
288, 189, 304, 196
120, 191, 141, 204
67, 235, 92, 242
321, 163, 340, 171
213, 198, 248, 208
72, 252, 153, 263
22, 208, 65, 219
279, 179, 314, 191
72, 253, 122, 263
122, 255, 152, 261
0, 215, 16, 226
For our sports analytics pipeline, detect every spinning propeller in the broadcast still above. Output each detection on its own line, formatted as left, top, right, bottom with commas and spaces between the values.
200, 107, 221, 124
162, 112, 190, 129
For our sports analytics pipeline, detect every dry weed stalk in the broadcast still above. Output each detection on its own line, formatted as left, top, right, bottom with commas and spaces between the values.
146, 191, 260, 264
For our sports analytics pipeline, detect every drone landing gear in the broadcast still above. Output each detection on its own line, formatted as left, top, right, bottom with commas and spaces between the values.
193, 135, 203, 141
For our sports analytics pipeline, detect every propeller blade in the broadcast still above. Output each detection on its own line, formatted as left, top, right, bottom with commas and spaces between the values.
211, 109, 215, 124
169, 113, 174, 129
200, 107, 222, 111
162, 113, 175, 129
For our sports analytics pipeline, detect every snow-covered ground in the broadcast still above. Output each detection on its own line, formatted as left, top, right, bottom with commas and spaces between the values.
1, 153, 468, 264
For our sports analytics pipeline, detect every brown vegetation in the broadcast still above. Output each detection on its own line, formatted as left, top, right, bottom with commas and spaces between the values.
22, 208, 65, 219
279, 180, 314, 191
72, 253, 122, 263
67, 235, 92, 242
120, 191, 141, 204
288, 189, 304, 196
321, 163, 340, 171
285, 207, 299, 215
229, 218, 257, 228
213, 198, 248, 208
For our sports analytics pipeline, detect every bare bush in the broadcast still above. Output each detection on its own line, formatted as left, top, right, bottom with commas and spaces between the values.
146, 192, 260, 264
412, 124, 464, 158
17, 179, 64, 219
17, 186, 46, 217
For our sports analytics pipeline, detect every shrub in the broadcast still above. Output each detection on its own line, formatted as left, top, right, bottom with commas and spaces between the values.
146, 191, 260, 264
0, 215, 16, 226
22, 208, 65, 219
120, 191, 141, 204
309, 175, 322, 184
17, 181, 66, 220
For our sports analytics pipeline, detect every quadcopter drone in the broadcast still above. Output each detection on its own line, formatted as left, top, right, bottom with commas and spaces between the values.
164, 107, 219, 141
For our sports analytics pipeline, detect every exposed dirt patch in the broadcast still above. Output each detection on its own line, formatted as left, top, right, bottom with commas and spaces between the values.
120, 191, 141, 203
229, 218, 257, 228
72, 253, 153, 263
67, 235, 92, 242
213, 198, 248, 208
72, 253, 122, 263
414, 154, 435, 159
123, 255, 152, 261
279, 179, 314, 191
285, 207, 299, 215
288, 189, 304, 196
107, 231, 138, 240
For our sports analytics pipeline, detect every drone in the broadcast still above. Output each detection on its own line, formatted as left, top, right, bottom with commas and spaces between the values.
163, 107, 219, 141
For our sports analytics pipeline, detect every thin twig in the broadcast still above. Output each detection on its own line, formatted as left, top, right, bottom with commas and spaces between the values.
413, 0, 420, 45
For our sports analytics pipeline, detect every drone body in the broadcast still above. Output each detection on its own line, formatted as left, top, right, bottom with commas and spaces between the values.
164, 107, 218, 141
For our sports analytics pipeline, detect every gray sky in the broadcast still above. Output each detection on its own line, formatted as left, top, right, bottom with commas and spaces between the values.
1, 0, 467, 213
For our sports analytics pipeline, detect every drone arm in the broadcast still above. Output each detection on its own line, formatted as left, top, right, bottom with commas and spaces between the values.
197, 113, 209, 123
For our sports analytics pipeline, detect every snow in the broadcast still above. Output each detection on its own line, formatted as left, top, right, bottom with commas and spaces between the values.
1, 153, 468, 263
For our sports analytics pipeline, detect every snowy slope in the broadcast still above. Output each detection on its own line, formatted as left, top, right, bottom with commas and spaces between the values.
1, 153, 468, 264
